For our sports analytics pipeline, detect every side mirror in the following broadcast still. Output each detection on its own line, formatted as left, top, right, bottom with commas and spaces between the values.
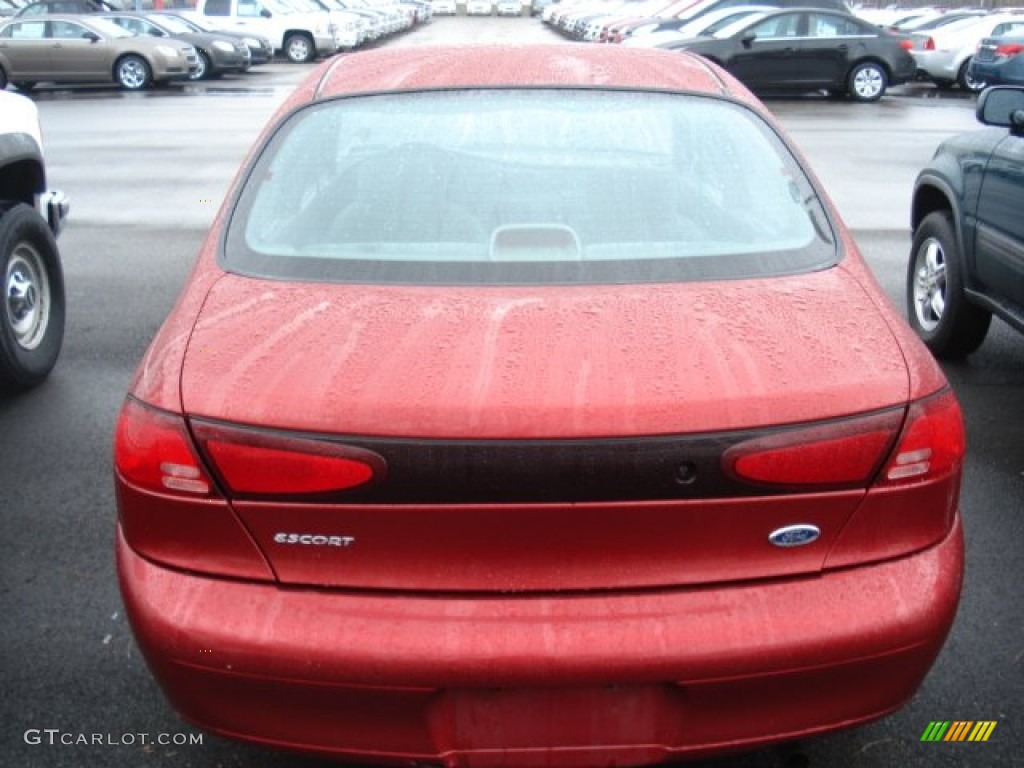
261, 8, 272, 17
976, 86, 1024, 135
741, 32, 756, 48
84, 31, 101, 42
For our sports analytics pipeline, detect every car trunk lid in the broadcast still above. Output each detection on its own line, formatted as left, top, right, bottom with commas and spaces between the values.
180, 270, 909, 591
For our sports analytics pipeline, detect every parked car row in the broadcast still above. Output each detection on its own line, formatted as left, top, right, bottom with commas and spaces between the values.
894, 9, 1024, 92
853, 6, 1024, 91
0, 0, 433, 89
463, 0, 523, 14
543, 0, 917, 102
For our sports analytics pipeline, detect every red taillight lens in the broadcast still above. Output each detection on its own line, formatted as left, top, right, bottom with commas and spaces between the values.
900, 38, 914, 51
824, 388, 964, 569
996, 43, 1024, 57
877, 388, 964, 487
114, 398, 275, 581
114, 397, 214, 496
192, 421, 385, 497
924, 37, 936, 51
724, 409, 904, 489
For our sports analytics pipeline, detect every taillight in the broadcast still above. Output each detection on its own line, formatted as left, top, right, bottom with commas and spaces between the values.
114, 397, 273, 581
924, 36, 936, 51
724, 409, 903, 490
876, 388, 964, 486
900, 38, 914, 51
191, 420, 386, 498
996, 43, 1024, 57
115, 397, 215, 496
824, 388, 964, 570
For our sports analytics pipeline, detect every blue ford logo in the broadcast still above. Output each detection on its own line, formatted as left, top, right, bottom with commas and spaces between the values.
768, 525, 821, 548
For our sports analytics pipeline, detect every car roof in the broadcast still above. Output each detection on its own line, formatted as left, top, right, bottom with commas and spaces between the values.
308, 44, 748, 103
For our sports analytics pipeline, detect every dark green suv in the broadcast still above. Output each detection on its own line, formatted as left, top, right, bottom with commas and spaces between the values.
908, 86, 1024, 358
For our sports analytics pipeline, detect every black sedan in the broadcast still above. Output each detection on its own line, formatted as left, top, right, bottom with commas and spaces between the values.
102, 11, 250, 80
662, 8, 916, 102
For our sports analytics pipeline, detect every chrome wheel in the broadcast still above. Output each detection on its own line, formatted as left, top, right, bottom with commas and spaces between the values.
912, 237, 946, 333
959, 59, 986, 92
850, 63, 886, 102
116, 56, 151, 90
5, 242, 50, 352
284, 34, 313, 63
905, 211, 991, 358
190, 51, 209, 81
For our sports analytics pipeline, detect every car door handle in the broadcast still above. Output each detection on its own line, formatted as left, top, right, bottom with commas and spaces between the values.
837, 44, 848, 52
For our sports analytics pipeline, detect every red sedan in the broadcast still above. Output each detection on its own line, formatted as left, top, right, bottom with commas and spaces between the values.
115, 44, 965, 766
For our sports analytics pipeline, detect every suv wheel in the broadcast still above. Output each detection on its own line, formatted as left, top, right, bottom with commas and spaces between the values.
284, 33, 314, 64
0, 204, 65, 391
907, 211, 991, 358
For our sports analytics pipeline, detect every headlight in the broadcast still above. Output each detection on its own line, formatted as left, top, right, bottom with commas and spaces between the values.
156, 45, 180, 57
213, 40, 234, 52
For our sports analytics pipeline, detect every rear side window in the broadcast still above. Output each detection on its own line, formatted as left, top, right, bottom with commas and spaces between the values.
224, 89, 836, 285
204, 0, 230, 15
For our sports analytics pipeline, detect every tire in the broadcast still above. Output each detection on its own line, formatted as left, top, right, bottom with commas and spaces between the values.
284, 33, 315, 64
189, 51, 210, 81
0, 66, 8, 91
958, 57, 985, 93
907, 210, 991, 358
115, 55, 152, 90
847, 61, 887, 103
0, 204, 65, 392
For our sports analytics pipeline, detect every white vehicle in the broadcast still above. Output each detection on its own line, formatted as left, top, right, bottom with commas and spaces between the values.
430, 0, 456, 13
496, 0, 520, 15
0, 92, 68, 391
466, 0, 494, 14
185, 0, 344, 62
290, 0, 367, 48
911, 13, 1024, 91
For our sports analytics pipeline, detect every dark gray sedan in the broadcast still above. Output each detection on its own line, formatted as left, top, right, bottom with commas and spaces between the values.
149, 11, 274, 66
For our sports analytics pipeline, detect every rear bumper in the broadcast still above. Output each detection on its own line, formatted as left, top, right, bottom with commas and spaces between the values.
969, 58, 1024, 87
118, 515, 963, 766
911, 51, 959, 81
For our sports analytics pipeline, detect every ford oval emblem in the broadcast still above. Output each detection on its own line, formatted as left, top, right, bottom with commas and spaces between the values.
768, 524, 821, 548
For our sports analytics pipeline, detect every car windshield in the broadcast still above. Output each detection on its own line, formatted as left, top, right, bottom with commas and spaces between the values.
150, 13, 191, 33
225, 89, 835, 285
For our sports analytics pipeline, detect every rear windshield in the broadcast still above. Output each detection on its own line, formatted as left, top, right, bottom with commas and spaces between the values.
224, 89, 836, 285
